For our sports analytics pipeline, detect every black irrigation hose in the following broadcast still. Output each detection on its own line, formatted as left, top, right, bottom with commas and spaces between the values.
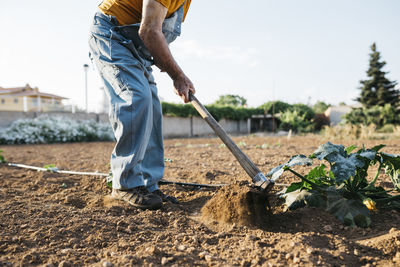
3, 162, 289, 189
159, 180, 227, 188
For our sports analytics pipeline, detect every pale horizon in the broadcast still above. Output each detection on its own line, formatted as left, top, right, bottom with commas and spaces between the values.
1, 0, 399, 112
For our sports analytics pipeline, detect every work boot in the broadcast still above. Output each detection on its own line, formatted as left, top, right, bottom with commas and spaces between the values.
152, 189, 180, 204
111, 186, 162, 210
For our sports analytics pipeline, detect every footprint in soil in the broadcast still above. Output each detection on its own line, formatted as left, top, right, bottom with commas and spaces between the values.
204, 170, 227, 180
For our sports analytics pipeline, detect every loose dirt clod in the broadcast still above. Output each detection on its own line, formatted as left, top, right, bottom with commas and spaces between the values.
201, 182, 270, 226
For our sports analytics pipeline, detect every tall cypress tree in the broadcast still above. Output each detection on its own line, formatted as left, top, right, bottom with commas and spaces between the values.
356, 43, 399, 108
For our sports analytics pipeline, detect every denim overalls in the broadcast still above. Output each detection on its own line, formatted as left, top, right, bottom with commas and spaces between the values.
88, 3, 185, 192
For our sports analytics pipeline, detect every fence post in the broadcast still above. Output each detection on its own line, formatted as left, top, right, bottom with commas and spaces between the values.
190, 116, 193, 137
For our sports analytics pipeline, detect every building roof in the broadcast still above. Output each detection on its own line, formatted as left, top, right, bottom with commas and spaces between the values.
0, 84, 67, 100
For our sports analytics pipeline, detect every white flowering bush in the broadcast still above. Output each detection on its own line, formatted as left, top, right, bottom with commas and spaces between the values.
0, 116, 114, 144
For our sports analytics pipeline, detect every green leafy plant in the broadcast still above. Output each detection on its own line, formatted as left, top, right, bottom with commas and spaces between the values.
238, 141, 247, 147
0, 150, 6, 163
268, 142, 400, 227
106, 171, 113, 189
44, 164, 59, 172
344, 104, 399, 128
256, 143, 270, 149
162, 102, 264, 121
280, 110, 314, 133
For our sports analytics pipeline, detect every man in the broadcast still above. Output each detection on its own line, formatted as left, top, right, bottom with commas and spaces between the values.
89, 0, 195, 210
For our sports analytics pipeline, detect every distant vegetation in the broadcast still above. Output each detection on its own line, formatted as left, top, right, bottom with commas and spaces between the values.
161, 102, 263, 121
213, 94, 247, 107
162, 95, 332, 133
0, 117, 114, 144
154, 43, 400, 136
345, 43, 400, 129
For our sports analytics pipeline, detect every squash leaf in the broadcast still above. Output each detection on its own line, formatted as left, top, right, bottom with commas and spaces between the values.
267, 155, 313, 182
326, 188, 371, 227
284, 189, 327, 210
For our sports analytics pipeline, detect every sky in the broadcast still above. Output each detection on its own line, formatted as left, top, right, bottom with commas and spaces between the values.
1, 0, 399, 112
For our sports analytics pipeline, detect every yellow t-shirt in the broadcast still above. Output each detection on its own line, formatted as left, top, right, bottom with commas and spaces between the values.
99, 0, 191, 25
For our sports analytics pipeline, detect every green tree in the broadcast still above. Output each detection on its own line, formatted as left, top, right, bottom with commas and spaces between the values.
214, 94, 247, 107
356, 43, 399, 108
291, 103, 315, 121
280, 110, 314, 133
313, 101, 331, 114
258, 100, 291, 115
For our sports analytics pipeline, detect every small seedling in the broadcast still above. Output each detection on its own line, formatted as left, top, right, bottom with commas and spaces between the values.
238, 141, 247, 147
218, 144, 226, 149
44, 164, 59, 172
106, 171, 113, 188
0, 150, 6, 163
256, 143, 270, 149
261, 144, 270, 149
164, 158, 173, 163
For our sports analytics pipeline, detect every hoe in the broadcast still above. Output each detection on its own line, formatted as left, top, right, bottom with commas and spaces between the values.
190, 93, 274, 192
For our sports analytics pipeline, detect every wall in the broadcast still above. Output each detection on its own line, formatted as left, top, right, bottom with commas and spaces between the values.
0, 96, 24, 111
324, 106, 353, 126
163, 116, 249, 138
0, 111, 249, 138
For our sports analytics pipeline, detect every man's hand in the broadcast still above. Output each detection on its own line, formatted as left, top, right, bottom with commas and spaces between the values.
139, 0, 195, 103
173, 74, 195, 103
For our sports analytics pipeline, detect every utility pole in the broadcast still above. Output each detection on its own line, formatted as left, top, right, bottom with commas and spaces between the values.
83, 64, 89, 113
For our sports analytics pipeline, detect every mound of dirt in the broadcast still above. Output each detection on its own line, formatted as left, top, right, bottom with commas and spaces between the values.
201, 182, 270, 226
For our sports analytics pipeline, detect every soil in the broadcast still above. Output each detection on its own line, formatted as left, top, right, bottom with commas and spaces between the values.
201, 182, 270, 227
1, 135, 400, 266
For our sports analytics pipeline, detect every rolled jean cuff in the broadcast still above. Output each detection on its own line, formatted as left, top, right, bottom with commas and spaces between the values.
146, 183, 159, 193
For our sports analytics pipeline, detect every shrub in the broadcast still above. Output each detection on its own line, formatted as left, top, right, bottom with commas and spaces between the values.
314, 113, 330, 131
258, 100, 291, 115
0, 116, 114, 144
161, 102, 263, 121
161, 102, 197, 118
291, 103, 315, 121
313, 101, 331, 114
206, 105, 263, 121
280, 110, 314, 133
344, 104, 399, 128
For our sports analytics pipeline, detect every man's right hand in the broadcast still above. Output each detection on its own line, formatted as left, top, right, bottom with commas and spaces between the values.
173, 74, 196, 103
140, 0, 195, 103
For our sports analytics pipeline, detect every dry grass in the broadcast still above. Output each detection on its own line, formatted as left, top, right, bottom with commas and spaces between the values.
321, 124, 400, 140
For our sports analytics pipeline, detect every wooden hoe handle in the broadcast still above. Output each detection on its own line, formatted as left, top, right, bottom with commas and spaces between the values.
190, 94, 272, 190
